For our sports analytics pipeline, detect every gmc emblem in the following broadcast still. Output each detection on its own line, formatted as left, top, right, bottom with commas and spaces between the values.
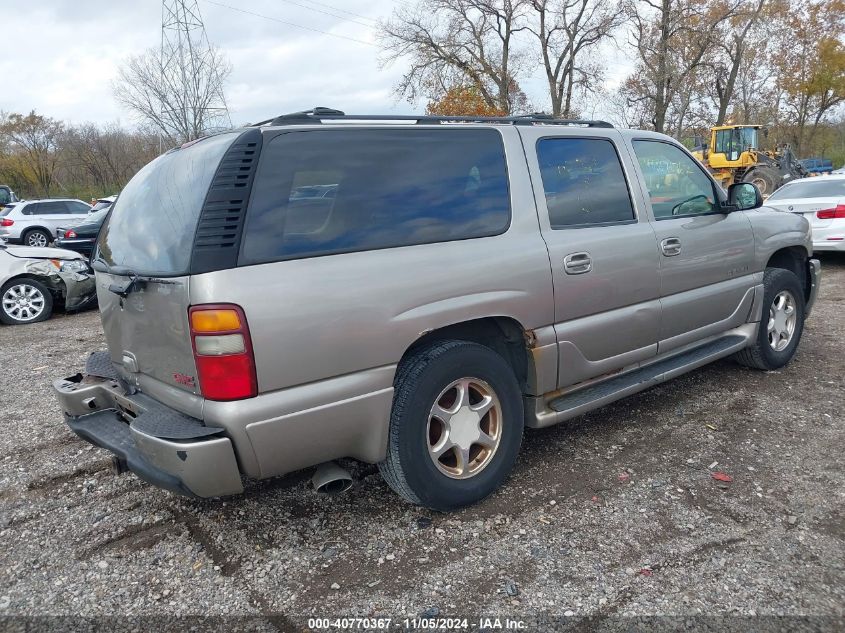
173, 373, 196, 387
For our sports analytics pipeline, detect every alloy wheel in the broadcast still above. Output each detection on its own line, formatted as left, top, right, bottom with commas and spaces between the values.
427, 377, 502, 479
768, 290, 797, 351
26, 232, 48, 247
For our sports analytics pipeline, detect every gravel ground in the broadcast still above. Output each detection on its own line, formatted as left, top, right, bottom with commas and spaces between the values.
1, 255, 843, 630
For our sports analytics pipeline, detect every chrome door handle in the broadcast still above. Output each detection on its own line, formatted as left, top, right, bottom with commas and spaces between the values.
564, 252, 592, 275
660, 237, 682, 257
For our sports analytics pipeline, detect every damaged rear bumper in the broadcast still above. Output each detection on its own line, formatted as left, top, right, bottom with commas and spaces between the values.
54, 353, 243, 498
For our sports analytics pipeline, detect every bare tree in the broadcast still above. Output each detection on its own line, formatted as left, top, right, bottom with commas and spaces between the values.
113, 46, 232, 145
0, 111, 64, 197
62, 123, 159, 194
380, 0, 530, 114
710, 0, 768, 125
621, 0, 743, 133
528, 0, 624, 118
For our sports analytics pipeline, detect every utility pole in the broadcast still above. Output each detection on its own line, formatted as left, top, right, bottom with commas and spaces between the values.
160, 0, 232, 149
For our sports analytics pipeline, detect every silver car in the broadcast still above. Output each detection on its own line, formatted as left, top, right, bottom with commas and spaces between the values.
0, 198, 92, 247
0, 244, 96, 325
53, 110, 820, 509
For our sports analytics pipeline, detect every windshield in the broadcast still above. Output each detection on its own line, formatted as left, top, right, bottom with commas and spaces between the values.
95, 132, 239, 275
768, 179, 845, 200
0, 188, 11, 205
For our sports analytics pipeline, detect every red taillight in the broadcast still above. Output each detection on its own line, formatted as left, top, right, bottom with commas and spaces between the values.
189, 304, 257, 401
817, 204, 845, 219
0, 218, 13, 227
64, 229, 77, 238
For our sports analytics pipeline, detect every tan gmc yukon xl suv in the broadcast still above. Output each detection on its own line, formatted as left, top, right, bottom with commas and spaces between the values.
53, 109, 820, 510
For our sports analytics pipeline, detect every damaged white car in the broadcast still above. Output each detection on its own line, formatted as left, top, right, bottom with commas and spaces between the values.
0, 243, 96, 325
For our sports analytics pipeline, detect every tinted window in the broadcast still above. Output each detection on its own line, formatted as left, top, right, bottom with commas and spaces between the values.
36, 201, 70, 214
68, 201, 91, 214
768, 179, 845, 200
240, 129, 510, 264
22, 202, 43, 216
632, 141, 718, 219
0, 188, 11, 205
536, 138, 635, 228
97, 131, 239, 275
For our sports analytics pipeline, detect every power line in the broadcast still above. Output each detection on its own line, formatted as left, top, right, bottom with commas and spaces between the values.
274, 0, 376, 27
201, 0, 378, 47
304, 0, 380, 24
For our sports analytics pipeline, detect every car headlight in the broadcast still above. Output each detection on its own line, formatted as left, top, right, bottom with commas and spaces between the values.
54, 259, 90, 273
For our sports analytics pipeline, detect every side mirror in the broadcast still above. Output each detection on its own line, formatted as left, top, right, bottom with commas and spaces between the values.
727, 182, 763, 211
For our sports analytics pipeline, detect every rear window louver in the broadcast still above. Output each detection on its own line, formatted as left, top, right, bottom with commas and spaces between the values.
190, 127, 263, 274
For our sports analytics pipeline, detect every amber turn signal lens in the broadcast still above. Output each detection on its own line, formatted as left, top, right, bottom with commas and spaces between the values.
190, 309, 242, 333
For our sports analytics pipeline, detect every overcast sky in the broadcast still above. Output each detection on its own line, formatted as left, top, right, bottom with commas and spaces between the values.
0, 0, 632, 127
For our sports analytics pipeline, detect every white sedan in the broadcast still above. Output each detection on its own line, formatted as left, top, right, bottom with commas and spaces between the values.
766, 175, 845, 252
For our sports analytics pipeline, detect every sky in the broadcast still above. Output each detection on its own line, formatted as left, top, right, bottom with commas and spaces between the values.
0, 0, 634, 127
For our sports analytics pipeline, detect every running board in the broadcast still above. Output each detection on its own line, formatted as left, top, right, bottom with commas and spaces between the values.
546, 335, 747, 419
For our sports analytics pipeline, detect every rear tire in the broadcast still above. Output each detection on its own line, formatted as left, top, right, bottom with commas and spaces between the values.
742, 167, 779, 197
23, 229, 51, 248
735, 267, 805, 370
379, 340, 524, 511
0, 278, 54, 325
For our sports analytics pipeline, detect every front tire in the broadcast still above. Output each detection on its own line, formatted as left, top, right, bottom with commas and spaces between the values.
0, 279, 54, 325
379, 340, 524, 511
735, 267, 805, 370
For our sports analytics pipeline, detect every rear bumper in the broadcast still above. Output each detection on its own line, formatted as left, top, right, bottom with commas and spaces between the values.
54, 363, 243, 498
806, 258, 821, 316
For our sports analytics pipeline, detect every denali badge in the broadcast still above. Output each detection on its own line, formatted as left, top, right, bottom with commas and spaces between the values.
173, 373, 196, 387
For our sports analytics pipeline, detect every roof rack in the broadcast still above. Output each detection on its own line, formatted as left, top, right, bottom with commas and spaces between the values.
251, 107, 614, 128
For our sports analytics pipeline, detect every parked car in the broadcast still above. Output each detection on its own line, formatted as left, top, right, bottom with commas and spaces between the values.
765, 174, 845, 252
0, 243, 95, 325
799, 157, 834, 175
53, 110, 819, 509
0, 198, 92, 247
55, 207, 110, 256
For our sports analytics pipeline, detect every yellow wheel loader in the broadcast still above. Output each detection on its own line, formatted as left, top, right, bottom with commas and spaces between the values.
690, 124, 808, 196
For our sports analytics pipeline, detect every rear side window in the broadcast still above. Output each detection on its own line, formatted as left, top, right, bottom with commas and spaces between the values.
96, 132, 239, 275
239, 129, 510, 264
29, 201, 69, 215
536, 138, 635, 228
67, 201, 91, 214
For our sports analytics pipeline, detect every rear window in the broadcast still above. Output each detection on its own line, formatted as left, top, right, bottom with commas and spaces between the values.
96, 132, 239, 275
239, 128, 510, 265
0, 205, 13, 217
768, 179, 845, 200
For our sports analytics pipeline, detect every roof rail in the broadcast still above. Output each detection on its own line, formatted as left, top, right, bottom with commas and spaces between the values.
252, 107, 614, 129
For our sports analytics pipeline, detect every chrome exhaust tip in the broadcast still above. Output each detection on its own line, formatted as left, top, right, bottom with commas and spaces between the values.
312, 461, 353, 495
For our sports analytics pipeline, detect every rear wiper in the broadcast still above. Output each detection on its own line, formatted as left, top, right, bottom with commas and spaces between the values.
91, 259, 180, 296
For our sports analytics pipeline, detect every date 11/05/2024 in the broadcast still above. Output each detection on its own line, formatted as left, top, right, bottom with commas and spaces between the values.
307, 617, 527, 630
